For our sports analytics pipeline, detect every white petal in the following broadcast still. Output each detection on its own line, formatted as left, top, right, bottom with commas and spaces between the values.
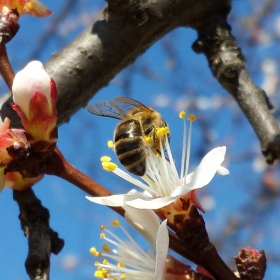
171, 146, 226, 197
125, 196, 176, 209
12, 61, 51, 117
217, 166, 230, 175
124, 206, 160, 250
155, 220, 169, 280
86, 189, 145, 207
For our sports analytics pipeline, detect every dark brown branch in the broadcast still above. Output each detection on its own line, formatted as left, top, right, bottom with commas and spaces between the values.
1, 0, 231, 126
0, 44, 14, 91
191, 14, 280, 164
13, 188, 64, 280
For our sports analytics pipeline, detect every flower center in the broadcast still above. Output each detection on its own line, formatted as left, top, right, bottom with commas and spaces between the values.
90, 220, 157, 280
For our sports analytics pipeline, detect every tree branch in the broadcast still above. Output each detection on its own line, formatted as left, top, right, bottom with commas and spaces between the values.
1, 0, 231, 126
13, 188, 64, 280
191, 14, 280, 164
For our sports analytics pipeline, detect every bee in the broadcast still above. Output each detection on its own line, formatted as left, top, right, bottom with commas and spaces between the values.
87, 97, 169, 176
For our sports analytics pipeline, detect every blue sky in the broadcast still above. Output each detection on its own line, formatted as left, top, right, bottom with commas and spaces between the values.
0, 1, 280, 279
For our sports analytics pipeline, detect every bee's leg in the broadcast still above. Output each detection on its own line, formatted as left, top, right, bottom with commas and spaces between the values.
144, 125, 155, 136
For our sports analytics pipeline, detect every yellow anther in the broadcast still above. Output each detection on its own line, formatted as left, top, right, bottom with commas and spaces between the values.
102, 244, 111, 252
121, 275, 126, 279
107, 140, 114, 148
179, 111, 186, 118
97, 265, 102, 270
100, 233, 105, 239
94, 271, 105, 278
145, 136, 152, 145
100, 225, 105, 230
90, 247, 100, 256
156, 127, 169, 137
102, 162, 118, 171
112, 219, 119, 227
103, 259, 109, 265
94, 262, 100, 266
188, 114, 196, 121
118, 261, 125, 268
100, 156, 111, 162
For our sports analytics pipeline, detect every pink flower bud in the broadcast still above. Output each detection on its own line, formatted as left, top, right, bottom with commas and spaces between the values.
4, 171, 43, 191
0, 118, 31, 191
0, 117, 29, 165
12, 61, 58, 149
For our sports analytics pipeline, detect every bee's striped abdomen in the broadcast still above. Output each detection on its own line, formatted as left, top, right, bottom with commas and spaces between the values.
114, 119, 146, 176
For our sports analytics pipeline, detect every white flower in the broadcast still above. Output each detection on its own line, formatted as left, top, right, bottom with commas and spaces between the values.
87, 113, 229, 209
90, 211, 168, 280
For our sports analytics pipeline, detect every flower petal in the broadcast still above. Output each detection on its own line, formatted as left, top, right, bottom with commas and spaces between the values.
12, 61, 51, 118
171, 146, 226, 198
125, 196, 176, 209
124, 206, 160, 250
22, 0, 52, 17
155, 220, 169, 280
217, 166, 230, 175
86, 189, 145, 207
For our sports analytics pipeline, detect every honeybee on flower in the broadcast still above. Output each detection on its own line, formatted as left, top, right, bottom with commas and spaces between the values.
87, 97, 170, 176
87, 109, 229, 210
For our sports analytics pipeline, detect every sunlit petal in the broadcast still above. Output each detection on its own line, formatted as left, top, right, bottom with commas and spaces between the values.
155, 220, 169, 280
124, 206, 160, 250
126, 196, 176, 210
86, 189, 145, 207
172, 147, 226, 198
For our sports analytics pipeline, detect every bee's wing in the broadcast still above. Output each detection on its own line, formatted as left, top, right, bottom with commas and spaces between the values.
87, 97, 152, 119
113, 97, 152, 113
87, 100, 127, 120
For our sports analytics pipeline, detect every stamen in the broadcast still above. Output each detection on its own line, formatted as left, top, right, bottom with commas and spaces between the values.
100, 156, 111, 162
107, 140, 114, 148
113, 168, 158, 197
112, 219, 119, 227
90, 247, 101, 256
188, 114, 196, 121
184, 114, 194, 184
158, 140, 171, 196
144, 136, 152, 145
118, 262, 125, 268
102, 162, 118, 172
179, 111, 186, 118
156, 127, 169, 138
180, 112, 187, 179
163, 134, 177, 182
94, 270, 106, 278
102, 244, 111, 252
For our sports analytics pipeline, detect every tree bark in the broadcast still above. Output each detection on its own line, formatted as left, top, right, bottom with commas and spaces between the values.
1, 0, 231, 126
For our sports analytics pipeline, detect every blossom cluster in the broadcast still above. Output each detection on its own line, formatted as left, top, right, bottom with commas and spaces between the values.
0, 61, 57, 190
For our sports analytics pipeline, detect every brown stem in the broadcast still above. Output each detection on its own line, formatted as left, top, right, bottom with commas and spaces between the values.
201, 243, 239, 280
45, 148, 125, 216
0, 43, 15, 90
